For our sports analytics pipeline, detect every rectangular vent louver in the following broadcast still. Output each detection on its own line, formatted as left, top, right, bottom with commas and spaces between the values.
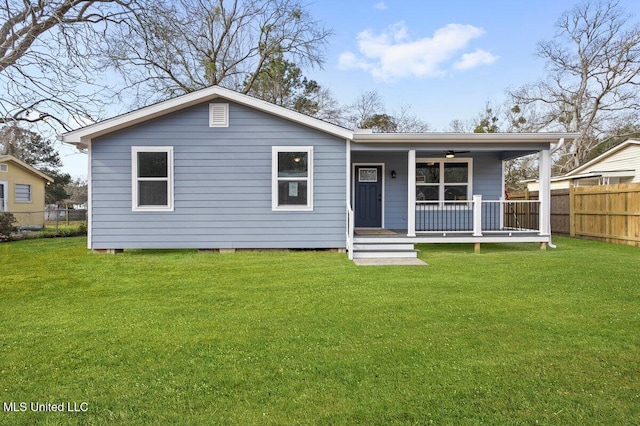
209, 103, 229, 127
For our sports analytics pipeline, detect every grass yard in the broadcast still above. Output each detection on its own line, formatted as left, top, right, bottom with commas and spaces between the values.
1, 237, 639, 425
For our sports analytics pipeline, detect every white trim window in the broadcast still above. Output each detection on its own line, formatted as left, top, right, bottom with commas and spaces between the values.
272, 146, 313, 211
15, 183, 32, 203
416, 158, 472, 204
132, 147, 174, 211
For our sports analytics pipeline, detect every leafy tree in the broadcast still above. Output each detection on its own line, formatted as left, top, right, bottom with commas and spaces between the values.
0, 125, 70, 204
42, 169, 71, 206
291, 79, 343, 124
0, 125, 62, 169
244, 54, 342, 122
508, 0, 640, 172
360, 113, 397, 132
473, 104, 500, 133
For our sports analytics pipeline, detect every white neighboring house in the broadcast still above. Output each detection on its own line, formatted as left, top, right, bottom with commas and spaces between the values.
526, 140, 640, 191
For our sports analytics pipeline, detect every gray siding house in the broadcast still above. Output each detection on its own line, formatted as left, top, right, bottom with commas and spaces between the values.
63, 86, 578, 259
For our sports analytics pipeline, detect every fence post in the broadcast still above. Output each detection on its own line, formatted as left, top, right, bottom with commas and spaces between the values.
55, 208, 59, 234
569, 185, 576, 237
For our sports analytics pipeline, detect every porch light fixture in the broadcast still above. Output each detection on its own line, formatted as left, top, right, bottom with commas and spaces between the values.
391, 170, 397, 179
445, 151, 455, 159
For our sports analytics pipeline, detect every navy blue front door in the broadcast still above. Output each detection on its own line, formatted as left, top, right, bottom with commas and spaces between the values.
355, 166, 382, 228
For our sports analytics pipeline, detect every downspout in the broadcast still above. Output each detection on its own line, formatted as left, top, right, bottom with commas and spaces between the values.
547, 138, 564, 249
346, 138, 352, 257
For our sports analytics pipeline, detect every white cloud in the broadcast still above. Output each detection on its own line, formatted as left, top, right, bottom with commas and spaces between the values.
338, 22, 497, 81
373, 2, 387, 10
453, 49, 499, 70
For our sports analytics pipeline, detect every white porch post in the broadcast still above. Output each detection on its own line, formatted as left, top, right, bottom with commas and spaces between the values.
407, 149, 416, 237
539, 148, 551, 236
472, 195, 483, 236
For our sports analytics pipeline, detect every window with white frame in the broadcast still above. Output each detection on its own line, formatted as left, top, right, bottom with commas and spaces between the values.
416, 159, 472, 203
15, 183, 32, 202
132, 147, 174, 211
272, 146, 313, 211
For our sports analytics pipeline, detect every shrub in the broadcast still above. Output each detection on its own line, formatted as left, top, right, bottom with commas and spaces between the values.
0, 212, 17, 240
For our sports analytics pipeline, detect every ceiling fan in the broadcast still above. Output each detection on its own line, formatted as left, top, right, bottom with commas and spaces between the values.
443, 150, 470, 158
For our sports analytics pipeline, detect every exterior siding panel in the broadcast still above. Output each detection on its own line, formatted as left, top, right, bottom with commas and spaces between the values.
90, 101, 346, 249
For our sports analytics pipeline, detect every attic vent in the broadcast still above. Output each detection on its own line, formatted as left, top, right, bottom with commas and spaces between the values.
209, 103, 229, 127
0, 164, 7, 172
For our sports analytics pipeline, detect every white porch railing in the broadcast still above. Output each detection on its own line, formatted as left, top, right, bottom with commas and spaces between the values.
346, 202, 354, 260
415, 196, 541, 235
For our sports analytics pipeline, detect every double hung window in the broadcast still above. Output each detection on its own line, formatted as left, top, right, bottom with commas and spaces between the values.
272, 146, 313, 211
132, 147, 174, 211
416, 159, 471, 204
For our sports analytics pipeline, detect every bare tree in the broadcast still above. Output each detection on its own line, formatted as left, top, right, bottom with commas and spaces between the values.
0, 0, 135, 130
103, 0, 332, 106
508, 0, 640, 172
345, 90, 430, 131
346, 90, 385, 129
393, 105, 431, 132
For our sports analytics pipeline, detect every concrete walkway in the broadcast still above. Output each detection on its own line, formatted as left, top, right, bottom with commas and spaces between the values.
353, 258, 428, 266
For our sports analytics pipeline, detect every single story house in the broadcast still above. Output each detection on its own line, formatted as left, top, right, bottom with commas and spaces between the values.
62, 86, 578, 259
0, 155, 54, 228
526, 140, 640, 191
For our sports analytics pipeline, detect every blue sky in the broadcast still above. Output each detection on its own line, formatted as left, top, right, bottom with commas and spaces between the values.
306, 0, 639, 130
60, 0, 640, 177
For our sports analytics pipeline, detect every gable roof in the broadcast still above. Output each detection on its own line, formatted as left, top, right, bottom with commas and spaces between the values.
60, 84, 580, 149
566, 139, 640, 176
61, 85, 353, 148
0, 155, 54, 182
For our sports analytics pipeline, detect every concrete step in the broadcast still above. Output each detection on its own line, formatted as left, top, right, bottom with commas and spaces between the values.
352, 249, 419, 259
353, 243, 415, 251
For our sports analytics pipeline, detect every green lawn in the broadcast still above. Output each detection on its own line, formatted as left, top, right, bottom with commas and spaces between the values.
1, 237, 639, 425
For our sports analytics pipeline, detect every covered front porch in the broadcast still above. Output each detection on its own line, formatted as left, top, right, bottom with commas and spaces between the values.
344, 132, 570, 260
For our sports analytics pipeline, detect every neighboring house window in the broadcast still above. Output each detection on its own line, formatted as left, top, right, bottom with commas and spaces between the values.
272, 146, 313, 211
15, 183, 32, 202
132, 147, 174, 211
209, 103, 229, 127
0, 164, 7, 172
416, 159, 472, 203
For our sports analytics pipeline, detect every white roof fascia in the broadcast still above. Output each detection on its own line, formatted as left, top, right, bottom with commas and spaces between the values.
61, 86, 353, 147
351, 132, 580, 144
527, 170, 634, 184
567, 140, 640, 176
0, 155, 54, 182
591, 170, 635, 178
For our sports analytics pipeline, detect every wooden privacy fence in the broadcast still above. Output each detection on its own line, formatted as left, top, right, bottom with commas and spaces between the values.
508, 189, 570, 235
571, 184, 640, 246
510, 183, 640, 247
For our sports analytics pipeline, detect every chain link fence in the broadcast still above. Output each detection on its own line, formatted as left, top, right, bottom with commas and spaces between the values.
1, 209, 87, 238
